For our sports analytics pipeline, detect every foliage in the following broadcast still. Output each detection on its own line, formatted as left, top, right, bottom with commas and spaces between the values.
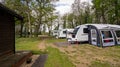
62, 1, 93, 28
5, 0, 57, 37
62, 0, 120, 28
92, 0, 120, 24
4, 0, 120, 37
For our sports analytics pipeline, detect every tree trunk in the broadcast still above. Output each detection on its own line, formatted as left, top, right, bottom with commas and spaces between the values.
95, 10, 100, 23
63, 20, 66, 29
35, 23, 40, 37
101, 4, 106, 24
34, 20, 42, 37
114, 0, 119, 24
27, 12, 32, 37
20, 20, 24, 37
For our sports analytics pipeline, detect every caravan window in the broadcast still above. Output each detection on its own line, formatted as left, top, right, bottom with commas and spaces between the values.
73, 27, 79, 34
63, 31, 67, 34
115, 30, 120, 37
54, 31, 57, 33
83, 28, 88, 33
101, 31, 112, 39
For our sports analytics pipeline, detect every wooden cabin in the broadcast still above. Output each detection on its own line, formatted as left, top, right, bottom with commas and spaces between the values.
0, 3, 32, 67
0, 3, 23, 57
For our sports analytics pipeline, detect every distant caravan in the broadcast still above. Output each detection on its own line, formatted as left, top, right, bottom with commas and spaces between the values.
53, 29, 74, 39
52, 30, 59, 38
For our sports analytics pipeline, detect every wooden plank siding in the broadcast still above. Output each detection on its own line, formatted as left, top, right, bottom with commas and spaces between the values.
0, 3, 23, 57
0, 10, 15, 57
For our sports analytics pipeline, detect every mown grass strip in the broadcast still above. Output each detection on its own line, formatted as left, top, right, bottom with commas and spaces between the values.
15, 37, 46, 54
46, 38, 66, 43
45, 46, 75, 67
90, 60, 111, 67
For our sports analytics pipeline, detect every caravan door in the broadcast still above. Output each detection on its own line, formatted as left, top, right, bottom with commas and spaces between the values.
100, 30, 115, 46
114, 30, 120, 44
91, 29, 97, 45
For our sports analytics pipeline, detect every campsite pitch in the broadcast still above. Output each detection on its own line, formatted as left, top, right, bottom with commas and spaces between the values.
16, 38, 120, 67
46, 38, 120, 67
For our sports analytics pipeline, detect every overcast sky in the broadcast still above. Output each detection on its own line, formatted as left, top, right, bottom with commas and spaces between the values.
54, 0, 92, 15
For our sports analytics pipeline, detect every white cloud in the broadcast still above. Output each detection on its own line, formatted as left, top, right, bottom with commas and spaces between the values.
55, 5, 71, 15
54, 0, 74, 15
55, 0, 92, 15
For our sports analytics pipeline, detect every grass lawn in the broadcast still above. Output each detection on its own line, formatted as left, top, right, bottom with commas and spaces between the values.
45, 38, 75, 67
15, 37, 46, 54
63, 44, 120, 67
45, 46, 75, 67
46, 38, 67, 43
15, 37, 120, 67
46, 38, 120, 67
15, 37, 74, 67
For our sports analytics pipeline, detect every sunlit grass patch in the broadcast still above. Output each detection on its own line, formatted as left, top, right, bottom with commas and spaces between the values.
46, 38, 66, 43
45, 46, 75, 67
15, 37, 46, 54
90, 60, 111, 67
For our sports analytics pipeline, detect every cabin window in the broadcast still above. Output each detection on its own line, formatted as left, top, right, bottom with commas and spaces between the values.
115, 30, 120, 38
101, 31, 112, 39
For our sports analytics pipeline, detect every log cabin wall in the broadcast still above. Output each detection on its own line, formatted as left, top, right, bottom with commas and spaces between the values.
0, 8, 15, 57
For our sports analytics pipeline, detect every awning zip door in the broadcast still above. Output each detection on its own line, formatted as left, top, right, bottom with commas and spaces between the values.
100, 30, 115, 46
114, 30, 120, 44
91, 29, 97, 45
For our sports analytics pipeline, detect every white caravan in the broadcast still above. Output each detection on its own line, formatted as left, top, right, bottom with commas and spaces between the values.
68, 24, 88, 43
52, 30, 58, 37
57, 29, 67, 38
56, 29, 74, 39
66, 29, 74, 39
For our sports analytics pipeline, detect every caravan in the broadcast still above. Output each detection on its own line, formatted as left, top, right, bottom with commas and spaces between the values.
57, 29, 67, 38
66, 29, 74, 39
56, 29, 74, 39
67, 24, 88, 43
68, 24, 120, 47
52, 30, 58, 37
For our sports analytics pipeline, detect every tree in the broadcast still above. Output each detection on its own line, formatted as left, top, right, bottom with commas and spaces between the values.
5, 0, 32, 37
46, 13, 58, 35
92, 0, 120, 24
31, 0, 55, 37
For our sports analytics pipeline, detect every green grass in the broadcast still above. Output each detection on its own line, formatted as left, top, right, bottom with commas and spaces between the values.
16, 38, 74, 67
45, 46, 75, 67
15, 38, 120, 67
46, 38, 66, 43
90, 61, 111, 67
15, 37, 46, 54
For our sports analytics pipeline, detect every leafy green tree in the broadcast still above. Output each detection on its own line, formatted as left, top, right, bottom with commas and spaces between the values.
92, 0, 120, 24
32, 0, 55, 37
